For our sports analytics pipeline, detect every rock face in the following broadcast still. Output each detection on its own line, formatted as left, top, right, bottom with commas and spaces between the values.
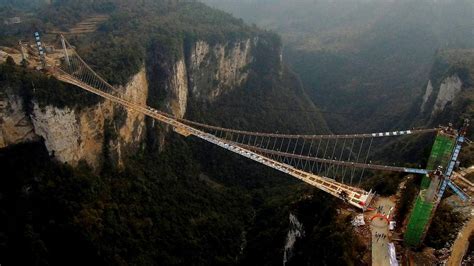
0, 92, 38, 148
283, 213, 304, 265
31, 103, 107, 167
110, 68, 148, 167
164, 59, 189, 118
420, 80, 433, 112
1, 37, 260, 166
151, 38, 255, 119
431, 74, 463, 116
418, 72, 466, 123
1, 67, 148, 168
145, 38, 257, 150
188, 39, 254, 101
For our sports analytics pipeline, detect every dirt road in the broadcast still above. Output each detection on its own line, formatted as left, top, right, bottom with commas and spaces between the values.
447, 217, 474, 266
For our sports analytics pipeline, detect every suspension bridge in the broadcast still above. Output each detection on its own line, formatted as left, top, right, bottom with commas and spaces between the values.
28, 35, 470, 217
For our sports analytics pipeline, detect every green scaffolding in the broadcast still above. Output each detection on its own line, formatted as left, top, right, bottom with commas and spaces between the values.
404, 132, 456, 247
404, 193, 435, 246
420, 133, 456, 189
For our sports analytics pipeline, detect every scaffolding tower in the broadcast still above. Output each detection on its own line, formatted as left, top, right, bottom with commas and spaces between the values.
404, 121, 468, 247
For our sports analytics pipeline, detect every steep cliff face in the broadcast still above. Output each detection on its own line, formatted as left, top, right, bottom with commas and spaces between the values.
419, 75, 463, 119
165, 59, 189, 118
110, 68, 149, 167
146, 34, 327, 139
431, 74, 463, 116
0, 91, 37, 147
0, 67, 148, 168
187, 39, 254, 101
2, 34, 303, 165
149, 38, 255, 120
416, 50, 473, 126
0, 2, 337, 265
31, 102, 109, 167
144, 37, 259, 150
283, 213, 304, 265
420, 80, 433, 113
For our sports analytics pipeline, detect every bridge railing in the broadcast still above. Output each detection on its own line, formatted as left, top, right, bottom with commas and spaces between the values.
48, 36, 442, 206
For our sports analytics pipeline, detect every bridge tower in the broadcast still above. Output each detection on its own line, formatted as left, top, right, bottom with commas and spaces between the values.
404, 120, 469, 247
60, 35, 71, 66
33, 31, 47, 69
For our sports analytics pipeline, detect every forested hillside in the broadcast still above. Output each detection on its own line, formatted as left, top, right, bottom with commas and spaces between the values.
0, 1, 362, 265
204, 0, 474, 133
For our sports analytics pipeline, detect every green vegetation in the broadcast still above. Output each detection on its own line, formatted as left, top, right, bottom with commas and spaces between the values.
0, 0, 47, 10
48, 1, 255, 86
286, 193, 365, 265
0, 141, 249, 265
205, 0, 474, 134
362, 172, 405, 196
425, 203, 465, 249
0, 1, 345, 265
425, 50, 474, 166
1, 1, 256, 84
187, 65, 329, 136
7, 0, 470, 263
0, 60, 101, 110
0, 132, 364, 265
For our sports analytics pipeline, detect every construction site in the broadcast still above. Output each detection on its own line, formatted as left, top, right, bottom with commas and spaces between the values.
1, 29, 473, 266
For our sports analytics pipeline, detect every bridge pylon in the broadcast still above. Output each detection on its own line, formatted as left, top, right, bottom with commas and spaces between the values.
404, 121, 470, 247
42, 35, 461, 214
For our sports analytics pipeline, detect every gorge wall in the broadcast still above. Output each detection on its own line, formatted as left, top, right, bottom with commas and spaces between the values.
0, 37, 268, 167
0, 92, 38, 147
420, 74, 464, 120
0, 67, 149, 168
416, 50, 474, 129
147, 38, 258, 119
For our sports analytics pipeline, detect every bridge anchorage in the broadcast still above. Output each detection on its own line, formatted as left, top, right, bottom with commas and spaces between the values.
29, 35, 470, 216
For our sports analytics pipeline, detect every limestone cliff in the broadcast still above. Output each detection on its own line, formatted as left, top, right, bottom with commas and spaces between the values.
419, 75, 463, 119
0, 67, 148, 168
417, 74, 466, 126
31, 103, 108, 167
420, 80, 433, 113
0, 91, 38, 148
187, 39, 254, 101
431, 74, 463, 116
109, 69, 149, 167
145, 38, 258, 150
415, 49, 473, 132
148, 38, 255, 120
1, 36, 276, 165
164, 59, 189, 118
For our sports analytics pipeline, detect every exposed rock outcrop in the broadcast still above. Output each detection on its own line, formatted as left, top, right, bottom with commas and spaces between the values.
0, 92, 37, 148
110, 68, 149, 167
283, 213, 304, 265
164, 59, 189, 118
188, 39, 254, 101
31, 102, 109, 167
1, 67, 148, 168
2, 36, 265, 166
145, 38, 257, 150
420, 80, 433, 112
414, 48, 474, 129
432, 74, 462, 116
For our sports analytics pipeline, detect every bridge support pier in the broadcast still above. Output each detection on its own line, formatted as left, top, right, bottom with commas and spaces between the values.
404, 123, 466, 247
